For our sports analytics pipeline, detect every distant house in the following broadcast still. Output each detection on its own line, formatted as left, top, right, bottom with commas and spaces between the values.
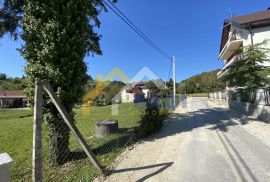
120, 82, 150, 103
0, 90, 27, 108
217, 9, 270, 88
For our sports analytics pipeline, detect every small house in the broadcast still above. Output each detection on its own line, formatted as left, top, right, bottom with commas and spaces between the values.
120, 82, 150, 103
0, 90, 27, 108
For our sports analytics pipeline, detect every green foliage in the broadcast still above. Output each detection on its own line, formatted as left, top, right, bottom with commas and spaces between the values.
91, 80, 125, 106
0, 103, 140, 181
0, 73, 7, 80
228, 90, 237, 101
178, 70, 225, 94
146, 80, 168, 97
0, 0, 111, 165
222, 40, 270, 89
138, 101, 168, 137
0, 74, 25, 90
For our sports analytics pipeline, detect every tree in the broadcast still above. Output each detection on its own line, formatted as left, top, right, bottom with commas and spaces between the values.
91, 80, 125, 106
0, 0, 113, 165
178, 70, 225, 94
0, 73, 7, 80
222, 41, 270, 89
146, 80, 168, 97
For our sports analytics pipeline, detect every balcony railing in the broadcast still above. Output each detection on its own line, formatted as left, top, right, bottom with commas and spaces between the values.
219, 31, 243, 60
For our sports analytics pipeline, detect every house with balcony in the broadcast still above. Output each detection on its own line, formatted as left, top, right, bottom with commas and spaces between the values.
217, 9, 270, 89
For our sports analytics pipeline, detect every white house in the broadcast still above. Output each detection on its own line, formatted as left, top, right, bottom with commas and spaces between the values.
120, 82, 150, 103
217, 9, 270, 88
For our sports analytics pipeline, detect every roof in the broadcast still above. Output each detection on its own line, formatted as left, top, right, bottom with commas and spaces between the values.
225, 9, 270, 25
0, 90, 26, 99
220, 9, 270, 53
127, 87, 145, 95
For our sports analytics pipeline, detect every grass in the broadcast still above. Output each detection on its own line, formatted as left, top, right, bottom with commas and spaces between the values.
187, 93, 208, 97
0, 103, 142, 182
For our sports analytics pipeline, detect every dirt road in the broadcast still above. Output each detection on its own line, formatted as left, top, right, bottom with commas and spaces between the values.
101, 97, 270, 182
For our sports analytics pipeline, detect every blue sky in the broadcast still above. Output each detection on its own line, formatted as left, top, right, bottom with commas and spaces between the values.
0, 0, 269, 82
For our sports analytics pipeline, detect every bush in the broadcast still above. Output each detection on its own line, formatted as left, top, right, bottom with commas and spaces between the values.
138, 100, 168, 137
228, 91, 237, 101
238, 89, 249, 102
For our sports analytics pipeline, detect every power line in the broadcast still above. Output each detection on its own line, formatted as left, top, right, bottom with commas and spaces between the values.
101, 0, 171, 60
167, 60, 172, 82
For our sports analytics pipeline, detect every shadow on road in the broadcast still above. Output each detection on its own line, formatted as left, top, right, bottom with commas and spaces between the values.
145, 105, 260, 181
153, 107, 259, 140
110, 162, 174, 182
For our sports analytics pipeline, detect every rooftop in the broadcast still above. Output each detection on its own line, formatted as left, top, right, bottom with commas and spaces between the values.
225, 9, 270, 25
0, 90, 26, 99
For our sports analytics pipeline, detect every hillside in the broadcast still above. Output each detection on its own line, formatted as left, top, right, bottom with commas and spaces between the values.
177, 70, 225, 94
0, 73, 25, 90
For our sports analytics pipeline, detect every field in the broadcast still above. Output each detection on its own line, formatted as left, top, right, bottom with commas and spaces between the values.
0, 103, 142, 181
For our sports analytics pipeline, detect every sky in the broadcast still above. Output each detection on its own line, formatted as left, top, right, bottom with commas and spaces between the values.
0, 0, 269, 82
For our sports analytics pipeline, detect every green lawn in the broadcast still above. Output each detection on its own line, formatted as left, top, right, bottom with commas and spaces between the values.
0, 103, 142, 181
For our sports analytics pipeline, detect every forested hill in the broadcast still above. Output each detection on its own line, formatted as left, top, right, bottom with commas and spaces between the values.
0, 73, 25, 90
177, 70, 225, 94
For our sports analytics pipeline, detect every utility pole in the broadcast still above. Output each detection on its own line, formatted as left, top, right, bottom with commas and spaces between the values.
172, 56, 176, 107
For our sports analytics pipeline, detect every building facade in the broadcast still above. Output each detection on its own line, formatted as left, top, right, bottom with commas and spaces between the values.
217, 9, 270, 88
120, 82, 150, 103
0, 90, 27, 108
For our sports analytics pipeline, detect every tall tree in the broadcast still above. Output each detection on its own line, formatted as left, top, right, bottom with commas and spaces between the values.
222, 41, 270, 89
0, 0, 113, 165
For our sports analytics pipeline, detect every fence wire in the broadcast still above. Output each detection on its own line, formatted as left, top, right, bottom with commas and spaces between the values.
0, 95, 181, 182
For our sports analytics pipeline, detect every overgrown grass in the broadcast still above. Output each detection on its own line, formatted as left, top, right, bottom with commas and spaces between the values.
0, 103, 142, 181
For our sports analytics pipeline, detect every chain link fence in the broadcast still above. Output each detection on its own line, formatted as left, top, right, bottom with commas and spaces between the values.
0, 92, 181, 181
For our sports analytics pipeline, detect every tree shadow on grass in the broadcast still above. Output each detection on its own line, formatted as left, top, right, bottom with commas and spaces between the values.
66, 127, 138, 162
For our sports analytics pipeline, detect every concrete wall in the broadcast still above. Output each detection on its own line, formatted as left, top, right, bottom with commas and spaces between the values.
228, 101, 270, 123
209, 89, 270, 123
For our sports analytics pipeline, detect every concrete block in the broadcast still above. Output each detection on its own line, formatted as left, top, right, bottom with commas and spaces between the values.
0, 153, 13, 182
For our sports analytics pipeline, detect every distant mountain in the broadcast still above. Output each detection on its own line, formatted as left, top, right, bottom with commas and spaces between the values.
178, 70, 225, 94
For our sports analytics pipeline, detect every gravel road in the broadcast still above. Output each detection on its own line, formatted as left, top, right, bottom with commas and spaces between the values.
100, 97, 270, 182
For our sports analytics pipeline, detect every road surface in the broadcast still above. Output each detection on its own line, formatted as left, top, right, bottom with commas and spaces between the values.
102, 97, 270, 182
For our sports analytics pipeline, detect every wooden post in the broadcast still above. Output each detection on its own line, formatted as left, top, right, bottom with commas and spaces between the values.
41, 80, 104, 173
32, 81, 43, 182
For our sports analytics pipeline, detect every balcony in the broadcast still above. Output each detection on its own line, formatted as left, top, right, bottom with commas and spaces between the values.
218, 33, 243, 60
217, 69, 229, 79
217, 55, 241, 79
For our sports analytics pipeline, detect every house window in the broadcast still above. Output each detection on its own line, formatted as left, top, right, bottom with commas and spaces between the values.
126, 94, 129, 100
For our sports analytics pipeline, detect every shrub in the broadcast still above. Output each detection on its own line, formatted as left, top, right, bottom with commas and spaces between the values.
138, 100, 168, 137
238, 89, 249, 102
228, 91, 237, 101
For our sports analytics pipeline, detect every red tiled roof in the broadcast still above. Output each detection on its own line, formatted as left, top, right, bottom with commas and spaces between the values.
0, 90, 26, 98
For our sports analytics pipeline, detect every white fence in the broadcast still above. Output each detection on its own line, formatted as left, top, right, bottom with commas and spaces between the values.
209, 89, 270, 123
209, 89, 270, 106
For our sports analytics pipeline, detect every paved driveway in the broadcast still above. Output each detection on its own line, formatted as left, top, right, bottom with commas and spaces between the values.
102, 97, 270, 182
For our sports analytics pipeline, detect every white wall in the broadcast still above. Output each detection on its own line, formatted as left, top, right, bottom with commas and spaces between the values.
120, 91, 134, 103
230, 25, 270, 66
142, 89, 149, 99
